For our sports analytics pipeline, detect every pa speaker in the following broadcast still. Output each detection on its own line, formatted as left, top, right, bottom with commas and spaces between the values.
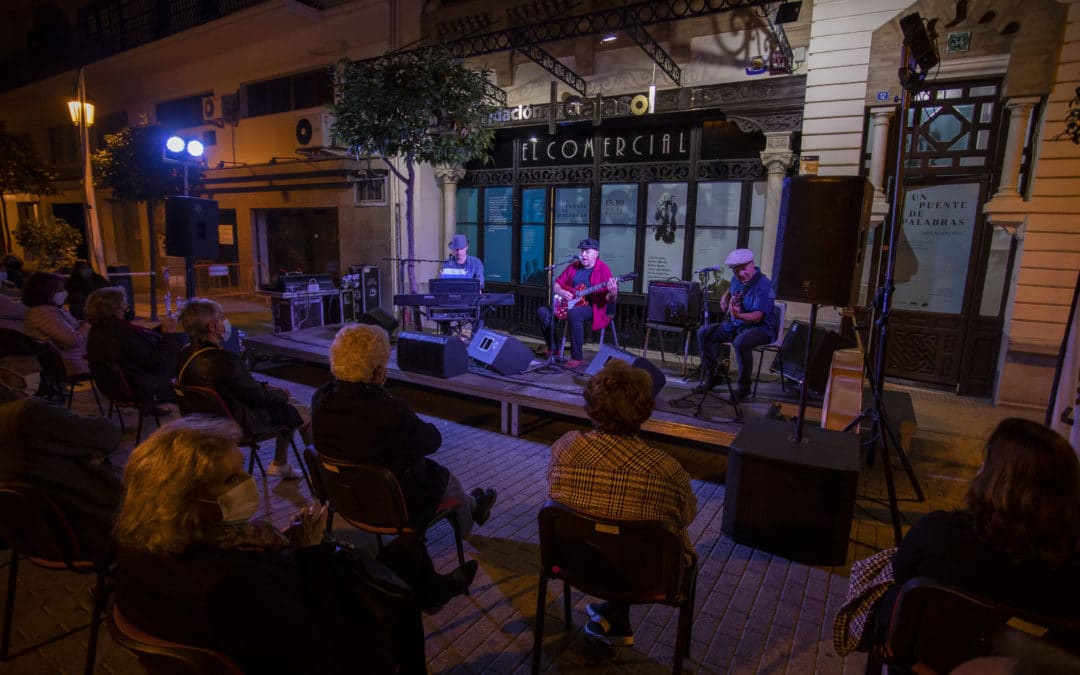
771, 320, 851, 395
359, 307, 399, 335
585, 344, 667, 398
722, 419, 859, 565
165, 196, 219, 259
646, 281, 702, 326
773, 176, 872, 306
467, 329, 533, 375
396, 332, 467, 378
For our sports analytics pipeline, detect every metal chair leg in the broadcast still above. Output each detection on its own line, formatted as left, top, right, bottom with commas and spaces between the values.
1, 552, 18, 660
531, 575, 549, 675
83, 568, 108, 675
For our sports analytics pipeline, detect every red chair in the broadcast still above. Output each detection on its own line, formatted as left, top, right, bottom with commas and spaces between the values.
315, 453, 466, 567
532, 500, 697, 675
0, 481, 112, 675
170, 379, 313, 493
109, 601, 244, 674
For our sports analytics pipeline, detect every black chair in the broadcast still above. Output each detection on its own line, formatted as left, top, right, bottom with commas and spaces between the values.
88, 359, 166, 443
0, 481, 112, 675
751, 301, 787, 399
531, 500, 697, 674
865, 577, 1080, 675
558, 296, 619, 358
109, 601, 245, 674
38, 342, 102, 413
302, 447, 335, 534
170, 379, 313, 495
316, 454, 466, 568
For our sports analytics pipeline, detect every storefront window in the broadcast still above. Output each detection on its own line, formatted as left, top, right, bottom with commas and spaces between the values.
599, 184, 638, 290
553, 186, 590, 264
483, 186, 513, 282
520, 188, 547, 285
641, 182, 687, 286
748, 181, 766, 257
456, 187, 479, 254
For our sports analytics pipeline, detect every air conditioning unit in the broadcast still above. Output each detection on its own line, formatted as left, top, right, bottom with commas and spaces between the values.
294, 112, 343, 148
202, 93, 238, 122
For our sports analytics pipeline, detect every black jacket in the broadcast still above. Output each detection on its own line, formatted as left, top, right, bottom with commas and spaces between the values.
311, 380, 449, 526
87, 317, 181, 404
177, 343, 300, 437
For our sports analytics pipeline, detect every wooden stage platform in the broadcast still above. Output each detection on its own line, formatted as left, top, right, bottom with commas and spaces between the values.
245, 324, 825, 450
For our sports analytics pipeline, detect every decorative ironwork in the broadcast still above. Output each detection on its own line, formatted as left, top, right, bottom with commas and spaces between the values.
516, 44, 588, 96
460, 168, 514, 187
886, 332, 938, 374
518, 166, 595, 184
599, 162, 690, 183
623, 22, 681, 86
696, 159, 766, 181
902, 80, 1002, 177
483, 81, 508, 106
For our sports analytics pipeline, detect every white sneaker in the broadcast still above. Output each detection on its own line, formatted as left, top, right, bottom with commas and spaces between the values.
268, 462, 299, 480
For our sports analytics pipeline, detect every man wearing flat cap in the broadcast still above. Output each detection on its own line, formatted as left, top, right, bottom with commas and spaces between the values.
537, 237, 618, 370
696, 248, 777, 401
440, 234, 485, 288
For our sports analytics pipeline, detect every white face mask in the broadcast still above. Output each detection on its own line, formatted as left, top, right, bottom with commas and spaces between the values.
214, 476, 259, 524
53, 291, 68, 306
221, 317, 233, 343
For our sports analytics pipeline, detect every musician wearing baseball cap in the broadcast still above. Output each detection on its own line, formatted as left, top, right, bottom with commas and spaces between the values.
441, 234, 485, 288
537, 237, 618, 370
695, 248, 777, 401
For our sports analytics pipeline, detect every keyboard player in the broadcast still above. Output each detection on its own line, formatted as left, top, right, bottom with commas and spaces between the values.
441, 234, 484, 289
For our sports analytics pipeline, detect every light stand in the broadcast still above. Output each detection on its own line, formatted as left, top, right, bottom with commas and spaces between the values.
845, 12, 937, 545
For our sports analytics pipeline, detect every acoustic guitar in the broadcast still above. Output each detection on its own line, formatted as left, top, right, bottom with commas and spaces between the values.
554, 272, 638, 320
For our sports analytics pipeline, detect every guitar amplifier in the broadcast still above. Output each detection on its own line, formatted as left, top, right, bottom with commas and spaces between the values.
646, 281, 702, 326
272, 296, 324, 333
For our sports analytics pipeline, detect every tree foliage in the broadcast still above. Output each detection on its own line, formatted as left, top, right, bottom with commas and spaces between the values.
14, 213, 82, 271
92, 118, 193, 201
1061, 86, 1080, 145
0, 123, 58, 254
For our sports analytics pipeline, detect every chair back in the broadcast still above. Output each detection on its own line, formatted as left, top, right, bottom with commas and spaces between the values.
89, 359, 135, 404
0, 327, 48, 358
316, 455, 411, 533
0, 481, 94, 566
769, 301, 786, 346
170, 379, 235, 421
537, 500, 692, 606
109, 602, 245, 675
883, 577, 1080, 674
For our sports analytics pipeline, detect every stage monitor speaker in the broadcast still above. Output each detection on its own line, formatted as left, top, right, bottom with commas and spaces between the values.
585, 344, 667, 398
722, 419, 859, 566
354, 265, 381, 312
771, 320, 851, 395
467, 329, 533, 375
359, 307, 399, 335
773, 176, 872, 306
165, 196, 219, 259
396, 331, 467, 378
646, 281, 702, 327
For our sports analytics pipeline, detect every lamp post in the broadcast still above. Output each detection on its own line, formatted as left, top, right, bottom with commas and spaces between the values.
68, 67, 109, 281
67, 100, 95, 128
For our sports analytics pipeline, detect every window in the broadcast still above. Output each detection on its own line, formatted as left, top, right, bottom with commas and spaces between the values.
48, 125, 79, 165
642, 182, 687, 286
553, 186, 590, 263
456, 187, 479, 255
482, 187, 513, 282
155, 94, 210, 130
599, 183, 637, 289
242, 68, 334, 118
520, 188, 547, 286
353, 174, 387, 206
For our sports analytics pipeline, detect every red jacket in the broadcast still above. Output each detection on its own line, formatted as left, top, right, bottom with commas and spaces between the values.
555, 259, 613, 330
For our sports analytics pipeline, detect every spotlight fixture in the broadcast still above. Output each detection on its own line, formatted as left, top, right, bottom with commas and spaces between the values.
163, 135, 207, 164
601, 33, 618, 43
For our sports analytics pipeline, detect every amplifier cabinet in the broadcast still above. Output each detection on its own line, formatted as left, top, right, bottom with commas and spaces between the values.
272, 296, 324, 333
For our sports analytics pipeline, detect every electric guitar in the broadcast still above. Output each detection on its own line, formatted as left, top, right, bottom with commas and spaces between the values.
554, 273, 638, 320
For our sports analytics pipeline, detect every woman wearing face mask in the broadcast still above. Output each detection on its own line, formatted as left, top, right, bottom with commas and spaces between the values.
22, 271, 91, 377
176, 298, 308, 478
115, 416, 453, 674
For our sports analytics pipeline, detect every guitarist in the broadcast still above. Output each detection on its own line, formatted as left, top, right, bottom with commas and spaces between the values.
538, 237, 618, 369
695, 248, 777, 401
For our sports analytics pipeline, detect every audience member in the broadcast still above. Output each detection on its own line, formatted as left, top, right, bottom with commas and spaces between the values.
0, 369, 122, 558
114, 416, 475, 674
86, 286, 183, 407
311, 323, 497, 537
0, 293, 25, 331
872, 418, 1080, 630
3, 255, 24, 290
547, 359, 697, 647
22, 271, 90, 376
177, 298, 305, 478
65, 260, 109, 321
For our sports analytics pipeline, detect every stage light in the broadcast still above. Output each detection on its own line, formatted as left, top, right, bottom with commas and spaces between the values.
166, 136, 185, 153
187, 139, 205, 157
164, 135, 207, 164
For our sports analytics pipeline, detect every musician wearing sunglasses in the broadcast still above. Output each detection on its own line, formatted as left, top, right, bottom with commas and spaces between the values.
696, 248, 776, 402
537, 237, 618, 370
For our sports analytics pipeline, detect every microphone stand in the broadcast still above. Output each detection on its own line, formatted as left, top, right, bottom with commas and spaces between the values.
531, 256, 578, 374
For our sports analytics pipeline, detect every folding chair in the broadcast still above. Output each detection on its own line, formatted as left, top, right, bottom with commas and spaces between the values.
109, 601, 244, 675
752, 301, 787, 399
88, 359, 166, 443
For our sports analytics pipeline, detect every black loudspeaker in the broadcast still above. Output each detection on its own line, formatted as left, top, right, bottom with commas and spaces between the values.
396, 332, 467, 378
358, 307, 399, 335
350, 264, 381, 312
771, 320, 851, 395
467, 329, 534, 375
773, 176, 872, 306
165, 196, 219, 259
722, 419, 859, 565
585, 344, 667, 398
646, 281, 702, 326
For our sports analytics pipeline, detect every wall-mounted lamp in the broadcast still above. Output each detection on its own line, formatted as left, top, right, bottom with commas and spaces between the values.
67, 99, 95, 127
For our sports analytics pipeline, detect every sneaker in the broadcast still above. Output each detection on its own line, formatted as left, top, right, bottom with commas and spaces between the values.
583, 619, 635, 647
423, 560, 479, 614
268, 462, 299, 480
565, 359, 587, 370
470, 488, 497, 527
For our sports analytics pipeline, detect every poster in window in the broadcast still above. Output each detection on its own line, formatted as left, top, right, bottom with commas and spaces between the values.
893, 182, 979, 314
484, 186, 513, 224
598, 225, 637, 290
695, 182, 741, 226
643, 183, 688, 285
554, 187, 589, 224
600, 184, 637, 225
520, 188, 547, 285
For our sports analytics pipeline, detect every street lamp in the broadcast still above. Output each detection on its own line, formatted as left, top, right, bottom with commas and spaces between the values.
67, 99, 95, 127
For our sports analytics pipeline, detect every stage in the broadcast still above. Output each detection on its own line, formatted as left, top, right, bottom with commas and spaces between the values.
245, 323, 821, 449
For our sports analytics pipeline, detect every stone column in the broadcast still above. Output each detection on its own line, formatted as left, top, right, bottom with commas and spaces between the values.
994, 96, 1040, 200
433, 164, 467, 245
758, 132, 796, 277
868, 107, 895, 198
